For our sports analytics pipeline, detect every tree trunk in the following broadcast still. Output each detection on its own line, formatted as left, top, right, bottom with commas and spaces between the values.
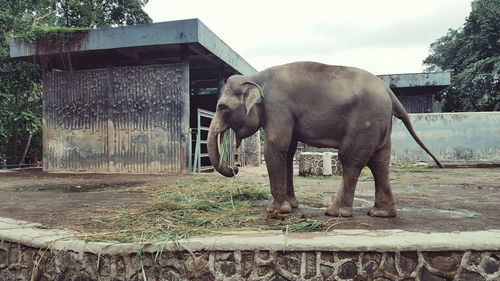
18, 134, 32, 168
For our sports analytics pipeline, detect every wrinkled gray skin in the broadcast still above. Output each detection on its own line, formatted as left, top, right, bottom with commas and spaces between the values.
207, 61, 443, 217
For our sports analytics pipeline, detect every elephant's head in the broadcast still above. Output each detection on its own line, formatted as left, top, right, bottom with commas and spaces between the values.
207, 75, 264, 177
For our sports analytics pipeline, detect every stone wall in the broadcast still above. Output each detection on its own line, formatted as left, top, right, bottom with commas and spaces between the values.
1, 240, 499, 280
244, 131, 261, 166
298, 152, 342, 176
1, 218, 499, 281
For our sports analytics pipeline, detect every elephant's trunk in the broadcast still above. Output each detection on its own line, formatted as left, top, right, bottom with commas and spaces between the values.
207, 116, 239, 177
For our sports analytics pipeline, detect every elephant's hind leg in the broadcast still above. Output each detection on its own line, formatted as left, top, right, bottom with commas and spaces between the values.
325, 159, 365, 217
367, 142, 397, 217
286, 139, 299, 208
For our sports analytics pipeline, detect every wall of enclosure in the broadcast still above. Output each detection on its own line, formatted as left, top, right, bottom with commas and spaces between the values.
43, 64, 189, 173
391, 112, 500, 165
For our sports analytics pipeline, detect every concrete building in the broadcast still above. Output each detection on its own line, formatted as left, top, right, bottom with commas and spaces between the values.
378, 72, 450, 113
304, 72, 451, 153
11, 19, 257, 173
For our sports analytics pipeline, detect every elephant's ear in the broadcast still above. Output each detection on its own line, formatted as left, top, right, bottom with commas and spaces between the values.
242, 82, 263, 115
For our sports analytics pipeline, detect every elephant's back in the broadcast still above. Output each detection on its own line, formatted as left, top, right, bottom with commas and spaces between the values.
265, 62, 393, 148
272, 62, 391, 112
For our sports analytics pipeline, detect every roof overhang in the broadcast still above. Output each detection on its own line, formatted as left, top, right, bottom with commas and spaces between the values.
377, 72, 451, 96
378, 72, 451, 88
10, 19, 257, 88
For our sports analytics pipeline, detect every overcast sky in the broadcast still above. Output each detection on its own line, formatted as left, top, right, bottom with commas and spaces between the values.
144, 0, 472, 75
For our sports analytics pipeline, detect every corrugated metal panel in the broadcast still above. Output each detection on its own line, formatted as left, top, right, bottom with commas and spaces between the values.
108, 64, 186, 173
43, 64, 188, 173
43, 69, 108, 172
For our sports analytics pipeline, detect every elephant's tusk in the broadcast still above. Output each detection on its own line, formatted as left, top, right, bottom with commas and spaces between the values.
217, 133, 221, 156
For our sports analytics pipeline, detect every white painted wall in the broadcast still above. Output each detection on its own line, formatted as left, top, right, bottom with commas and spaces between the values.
391, 112, 500, 165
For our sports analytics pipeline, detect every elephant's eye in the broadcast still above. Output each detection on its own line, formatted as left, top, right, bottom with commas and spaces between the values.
218, 104, 229, 112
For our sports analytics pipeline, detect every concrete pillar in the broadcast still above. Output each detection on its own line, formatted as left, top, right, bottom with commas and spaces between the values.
322, 152, 333, 176
244, 131, 261, 166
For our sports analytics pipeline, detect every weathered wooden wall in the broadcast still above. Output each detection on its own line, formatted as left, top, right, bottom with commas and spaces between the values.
43, 64, 189, 173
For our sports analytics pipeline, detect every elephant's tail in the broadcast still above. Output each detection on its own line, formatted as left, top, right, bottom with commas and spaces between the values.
386, 86, 444, 168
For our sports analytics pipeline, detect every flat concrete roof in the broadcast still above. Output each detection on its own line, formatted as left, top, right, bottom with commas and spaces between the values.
378, 72, 451, 88
10, 19, 257, 87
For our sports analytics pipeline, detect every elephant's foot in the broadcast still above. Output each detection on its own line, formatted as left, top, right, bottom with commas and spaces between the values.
325, 204, 353, 217
367, 206, 397, 217
288, 197, 299, 208
266, 201, 292, 214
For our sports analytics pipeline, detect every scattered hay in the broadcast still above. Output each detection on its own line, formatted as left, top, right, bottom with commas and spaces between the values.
75, 177, 347, 243
75, 163, 429, 242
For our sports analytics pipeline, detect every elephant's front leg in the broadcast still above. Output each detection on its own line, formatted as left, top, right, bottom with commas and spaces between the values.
264, 138, 293, 214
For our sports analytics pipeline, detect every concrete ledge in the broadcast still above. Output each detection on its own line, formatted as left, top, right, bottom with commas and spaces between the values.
2, 218, 500, 253
1, 217, 500, 280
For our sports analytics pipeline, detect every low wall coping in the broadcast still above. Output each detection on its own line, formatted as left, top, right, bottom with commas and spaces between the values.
299, 152, 338, 155
2, 217, 500, 254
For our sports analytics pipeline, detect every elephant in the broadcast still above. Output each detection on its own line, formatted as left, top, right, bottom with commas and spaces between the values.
207, 61, 443, 217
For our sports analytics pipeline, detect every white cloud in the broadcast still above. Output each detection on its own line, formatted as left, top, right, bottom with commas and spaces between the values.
144, 0, 472, 74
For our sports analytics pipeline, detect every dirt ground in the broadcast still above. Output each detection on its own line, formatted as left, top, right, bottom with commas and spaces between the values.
0, 165, 499, 233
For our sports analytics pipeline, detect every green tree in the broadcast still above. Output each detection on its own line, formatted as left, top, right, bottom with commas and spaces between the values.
423, 0, 499, 112
0, 0, 151, 166
56, 0, 152, 28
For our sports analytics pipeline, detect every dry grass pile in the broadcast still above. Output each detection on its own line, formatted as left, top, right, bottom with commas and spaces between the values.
76, 178, 342, 243
74, 164, 429, 242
